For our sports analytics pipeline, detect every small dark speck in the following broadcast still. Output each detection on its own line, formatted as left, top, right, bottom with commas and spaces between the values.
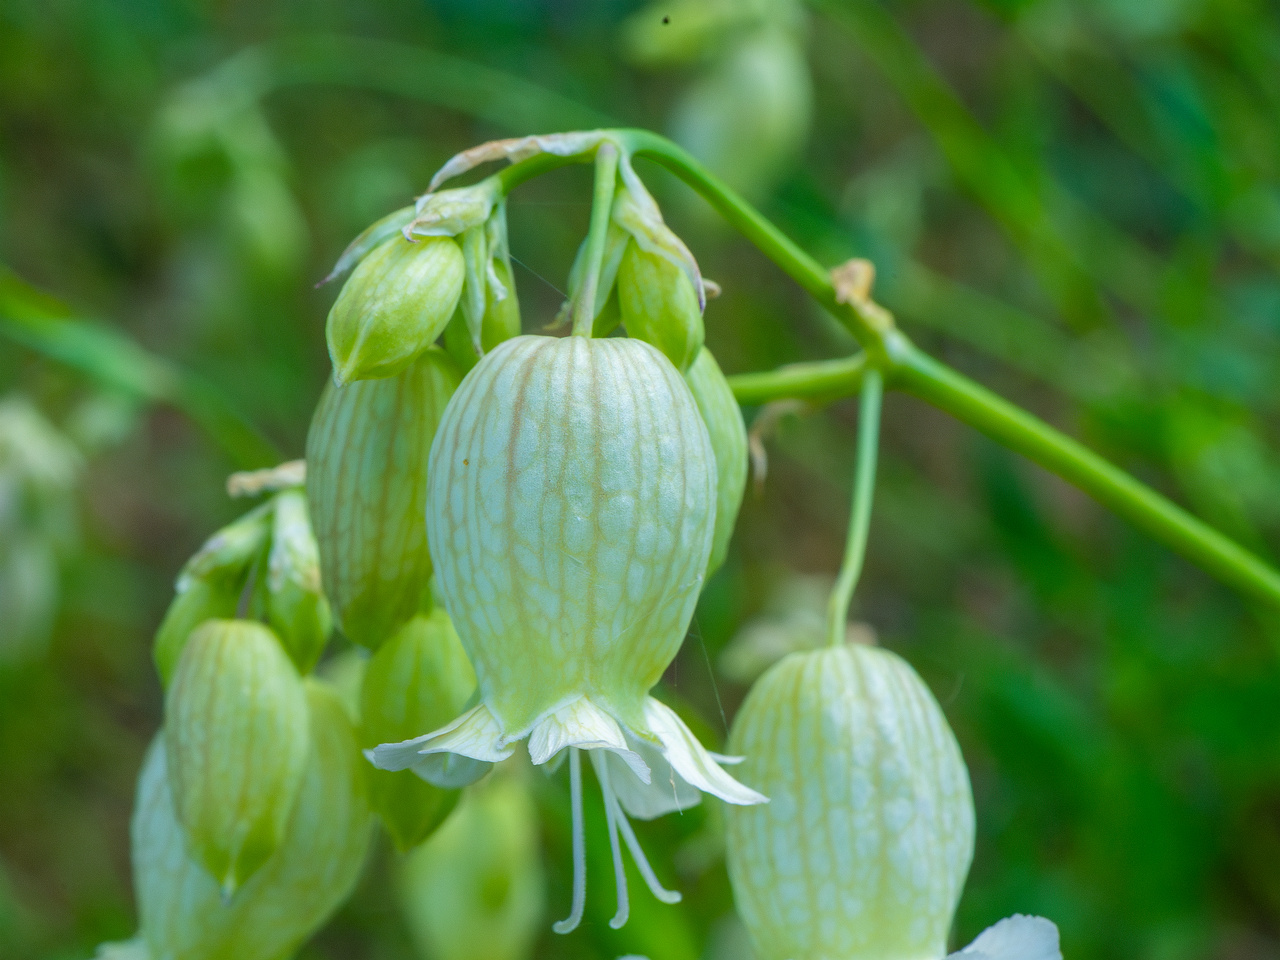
662, 15, 670, 24
463, 459, 469, 466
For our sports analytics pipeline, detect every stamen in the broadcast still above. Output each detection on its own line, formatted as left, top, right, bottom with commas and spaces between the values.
591, 751, 631, 929
614, 806, 682, 904
552, 748, 587, 934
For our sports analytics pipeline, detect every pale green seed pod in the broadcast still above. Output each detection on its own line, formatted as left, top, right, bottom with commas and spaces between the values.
153, 575, 241, 686
724, 644, 975, 960
359, 610, 476, 850
684, 348, 747, 577
398, 775, 545, 960
132, 680, 372, 960
265, 489, 332, 672
374, 335, 765, 931
165, 619, 311, 895
307, 348, 461, 650
616, 241, 705, 372
326, 235, 465, 384
426, 335, 715, 736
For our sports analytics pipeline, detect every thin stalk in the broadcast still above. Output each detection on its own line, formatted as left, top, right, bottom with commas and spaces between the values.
827, 370, 884, 646
572, 143, 620, 338
728, 354, 868, 406
894, 344, 1280, 608
603, 129, 1280, 611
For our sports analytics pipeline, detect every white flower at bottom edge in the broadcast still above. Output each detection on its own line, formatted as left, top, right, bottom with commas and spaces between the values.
948, 915, 1062, 960
369, 692, 765, 934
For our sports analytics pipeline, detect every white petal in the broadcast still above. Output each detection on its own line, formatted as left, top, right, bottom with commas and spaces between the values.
366, 701, 512, 774
526, 696, 650, 783
608, 733, 702, 821
948, 915, 1062, 960
640, 698, 768, 807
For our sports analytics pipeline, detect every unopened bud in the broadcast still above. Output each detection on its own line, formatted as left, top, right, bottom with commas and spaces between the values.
177, 504, 270, 590
165, 619, 311, 895
132, 680, 372, 960
398, 775, 545, 960
685, 348, 747, 576
724, 643, 974, 960
265, 489, 332, 672
153, 575, 241, 686
443, 257, 522, 373
359, 610, 476, 850
306, 348, 460, 649
617, 241, 704, 372
326, 235, 465, 384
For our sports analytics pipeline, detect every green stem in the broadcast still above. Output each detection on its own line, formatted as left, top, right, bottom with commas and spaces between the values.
894, 345, 1280, 606
617, 129, 893, 359
604, 129, 1280, 609
572, 143, 620, 338
729, 354, 867, 407
827, 369, 884, 646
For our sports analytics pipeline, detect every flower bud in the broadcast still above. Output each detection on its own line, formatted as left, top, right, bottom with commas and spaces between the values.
443, 257, 522, 373
684, 348, 747, 576
265, 489, 332, 672
307, 348, 461, 649
132, 680, 372, 960
359, 610, 476, 850
165, 619, 311, 895
724, 643, 974, 960
616, 240, 704, 373
398, 775, 545, 960
177, 503, 271, 589
154, 504, 272, 684
326, 235, 465, 384
152, 575, 241, 686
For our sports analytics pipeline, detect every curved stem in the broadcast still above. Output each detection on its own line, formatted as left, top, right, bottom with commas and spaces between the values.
617, 129, 895, 361
602, 129, 1280, 610
572, 143, 619, 338
827, 370, 884, 646
894, 344, 1280, 607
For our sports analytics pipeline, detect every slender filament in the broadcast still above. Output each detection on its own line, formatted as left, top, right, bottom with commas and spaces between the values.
614, 802, 682, 904
827, 367, 884, 646
552, 748, 587, 934
592, 751, 631, 929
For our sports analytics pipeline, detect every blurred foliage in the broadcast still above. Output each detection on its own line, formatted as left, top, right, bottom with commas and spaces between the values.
2, 1, 1280, 959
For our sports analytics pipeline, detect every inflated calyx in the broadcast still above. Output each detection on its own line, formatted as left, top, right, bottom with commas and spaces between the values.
370, 334, 766, 933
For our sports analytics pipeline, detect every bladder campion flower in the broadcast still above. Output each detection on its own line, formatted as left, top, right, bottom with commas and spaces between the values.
164, 619, 311, 896
307, 348, 461, 650
116, 681, 371, 960
724, 642, 974, 960
370, 334, 766, 932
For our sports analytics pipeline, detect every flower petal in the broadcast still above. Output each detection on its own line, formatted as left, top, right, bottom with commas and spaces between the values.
947, 915, 1061, 960
640, 698, 767, 807
527, 697, 650, 783
608, 733, 701, 821
366, 701, 510, 789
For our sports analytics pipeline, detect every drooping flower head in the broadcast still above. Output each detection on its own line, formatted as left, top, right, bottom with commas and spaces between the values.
370, 334, 765, 931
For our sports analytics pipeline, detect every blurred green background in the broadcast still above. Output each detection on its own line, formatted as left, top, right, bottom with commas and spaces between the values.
3, 0, 1280, 958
